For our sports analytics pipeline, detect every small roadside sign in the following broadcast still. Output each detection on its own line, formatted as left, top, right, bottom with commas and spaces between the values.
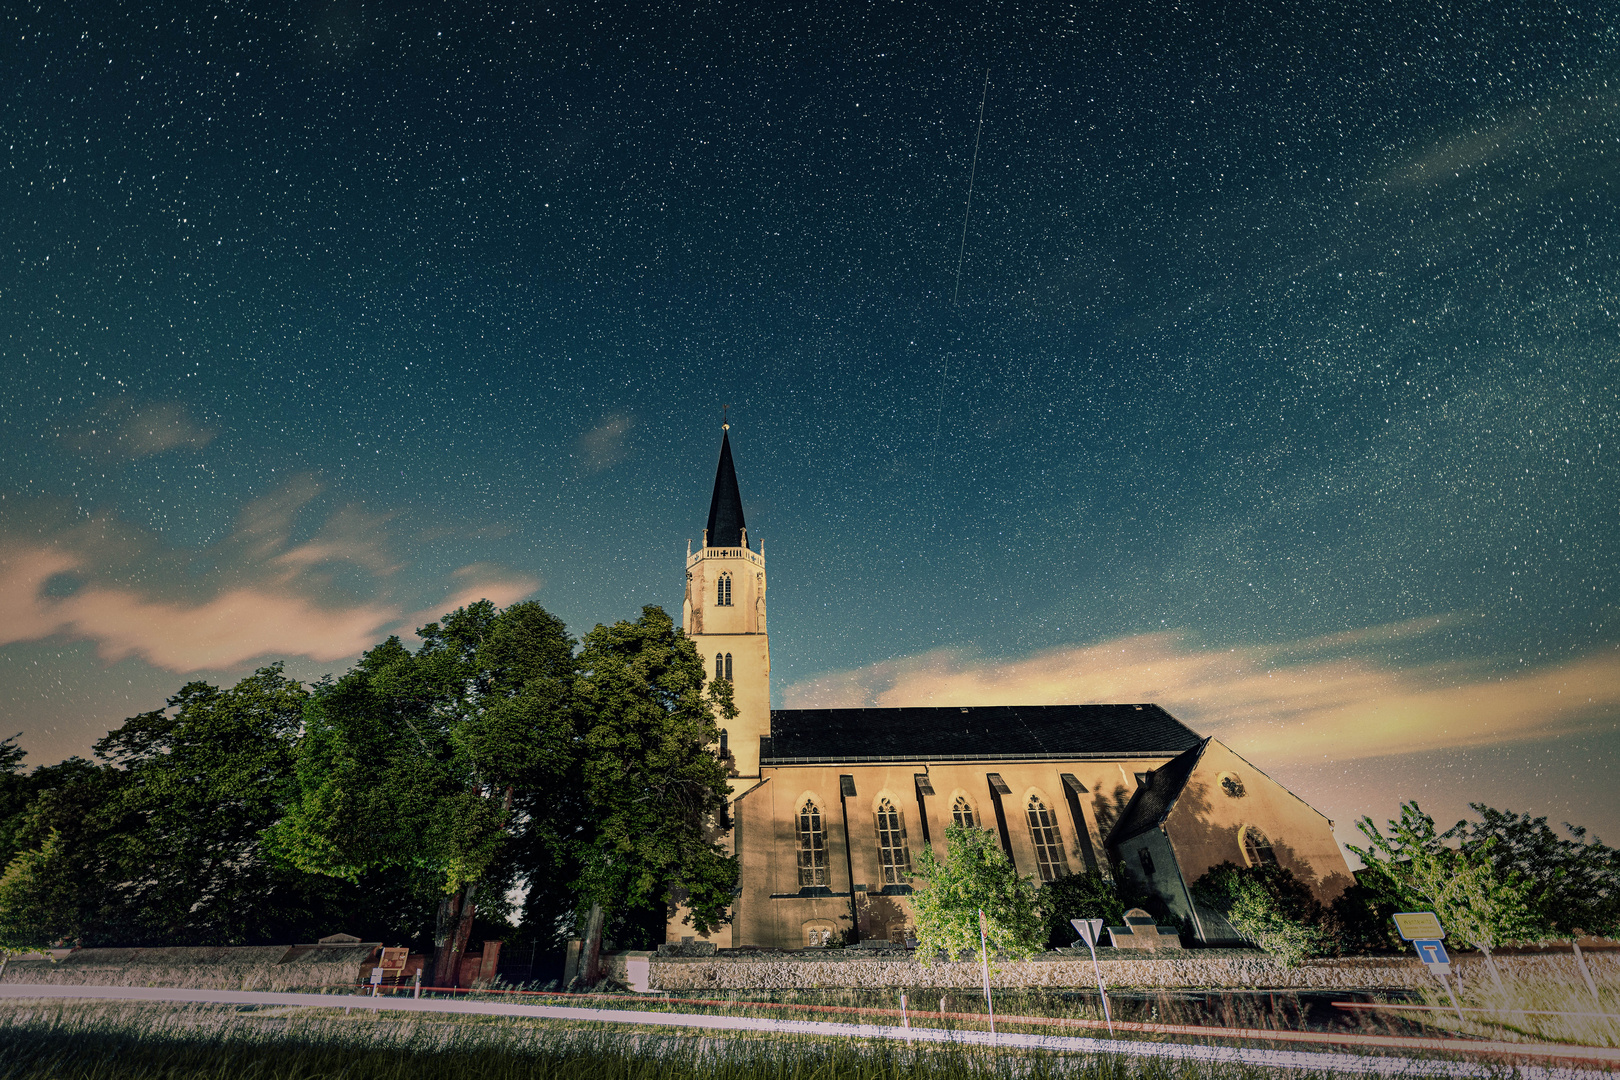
1069, 918, 1114, 1035
1412, 938, 1451, 975
1070, 918, 1105, 948
1393, 912, 1445, 940
378, 947, 409, 972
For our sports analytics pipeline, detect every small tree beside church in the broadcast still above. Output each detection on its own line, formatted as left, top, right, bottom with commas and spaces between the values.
909, 822, 1044, 965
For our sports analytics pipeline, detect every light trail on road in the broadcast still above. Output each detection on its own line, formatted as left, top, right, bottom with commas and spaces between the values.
0, 983, 1611, 1079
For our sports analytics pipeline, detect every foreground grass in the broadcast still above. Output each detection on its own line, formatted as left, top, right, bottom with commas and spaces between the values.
0, 1001, 1370, 1080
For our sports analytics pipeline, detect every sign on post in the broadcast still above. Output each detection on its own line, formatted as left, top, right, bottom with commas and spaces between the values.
1070, 918, 1114, 1036
1393, 912, 1464, 1022
1412, 938, 1451, 975
1392, 912, 1445, 941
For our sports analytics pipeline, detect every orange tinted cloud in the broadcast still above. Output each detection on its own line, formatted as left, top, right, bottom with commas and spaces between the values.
0, 484, 541, 673
782, 625, 1620, 765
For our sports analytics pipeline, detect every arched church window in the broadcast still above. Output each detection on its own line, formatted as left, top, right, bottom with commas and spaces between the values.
1242, 826, 1278, 867
717, 572, 732, 606
797, 800, 828, 887
1027, 796, 1070, 882
724, 653, 733, 680
875, 799, 911, 885
952, 796, 977, 829
715, 654, 724, 681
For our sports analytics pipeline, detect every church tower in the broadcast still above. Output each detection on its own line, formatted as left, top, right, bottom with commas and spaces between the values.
684, 424, 771, 778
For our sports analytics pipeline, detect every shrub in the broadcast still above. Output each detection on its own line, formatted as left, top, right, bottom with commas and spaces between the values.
1036, 869, 1125, 949
909, 823, 1044, 965
1193, 862, 1328, 967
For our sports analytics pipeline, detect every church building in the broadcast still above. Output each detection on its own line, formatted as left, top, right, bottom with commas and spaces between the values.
674, 428, 1353, 949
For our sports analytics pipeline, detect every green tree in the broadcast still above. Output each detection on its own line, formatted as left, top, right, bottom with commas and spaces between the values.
1349, 801, 1539, 990
910, 822, 1044, 966
1448, 804, 1620, 941
571, 606, 737, 970
1037, 869, 1126, 950
269, 601, 578, 986
1193, 862, 1328, 968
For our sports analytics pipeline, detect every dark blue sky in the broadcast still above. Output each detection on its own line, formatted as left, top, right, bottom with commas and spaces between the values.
3, 0, 1616, 847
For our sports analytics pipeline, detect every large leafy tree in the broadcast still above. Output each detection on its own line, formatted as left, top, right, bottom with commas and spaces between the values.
0, 666, 411, 949
1349, 801, 1539, 989
910, 822, 1045, 965
268, 600, 577, 985
1447, 803, 1620, 941
572, 606, 736, 967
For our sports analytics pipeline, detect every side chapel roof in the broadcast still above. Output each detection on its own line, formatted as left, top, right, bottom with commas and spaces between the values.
762, 704, 1202, 765
705, 428, 748, 549
1102, 738, 1211, 846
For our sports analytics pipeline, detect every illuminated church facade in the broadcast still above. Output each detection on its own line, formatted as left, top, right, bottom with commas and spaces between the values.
674, 428, 1353, 949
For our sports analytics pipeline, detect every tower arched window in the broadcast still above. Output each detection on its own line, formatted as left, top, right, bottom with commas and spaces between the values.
1242, 826, 1278, 867
951, 796, 977, 829
875, 798, 911, 885
717, 572, 732, 607
796, 800, 828, 887
724, 653, 733, 680
715, 654, 724, 681
1027, 796, 1070, 882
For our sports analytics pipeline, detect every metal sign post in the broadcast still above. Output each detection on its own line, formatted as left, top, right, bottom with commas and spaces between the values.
978, 909, 996, 1041
1070, 917, 1114, 1036
1394, 912, 1465, 1023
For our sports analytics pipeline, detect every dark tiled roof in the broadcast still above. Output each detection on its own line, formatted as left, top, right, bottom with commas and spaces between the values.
705, 429, 748, 549
762, 704, 1202, 764
1102, 738, 1210, 846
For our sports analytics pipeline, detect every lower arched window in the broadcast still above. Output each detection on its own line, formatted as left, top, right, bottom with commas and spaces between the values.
1027, 796, 1070, 882
1242, 826, 1278, 867
952, 796, 977, 829
796, 800, 828, 887
724, 652, 733, 680
714, 654, 724, 680
875, 799, 911, 885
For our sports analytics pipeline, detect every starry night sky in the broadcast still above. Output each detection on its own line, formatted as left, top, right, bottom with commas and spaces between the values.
3, 1, 1617, 851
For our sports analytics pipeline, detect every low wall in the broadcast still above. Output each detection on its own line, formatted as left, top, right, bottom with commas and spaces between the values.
0, 945, 375, 992
636, 948, 1620, 993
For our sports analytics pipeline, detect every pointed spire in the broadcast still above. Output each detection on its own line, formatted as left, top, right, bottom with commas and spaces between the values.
706, 426, 747, 549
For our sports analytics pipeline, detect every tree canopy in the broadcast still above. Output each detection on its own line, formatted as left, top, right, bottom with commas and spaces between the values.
909, 822, 1044, 965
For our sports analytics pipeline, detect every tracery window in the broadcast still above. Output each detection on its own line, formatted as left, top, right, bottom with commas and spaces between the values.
874, 798, 911, 885
1026, 796, 1070, 882
717, 572, 733, 606
1242, 826, 1278, 867
715, 654, 724, 681
724, 653, 733, 680
1220, 773, 1246, 798
796, 800, 828, 887
951, 796, 977, 829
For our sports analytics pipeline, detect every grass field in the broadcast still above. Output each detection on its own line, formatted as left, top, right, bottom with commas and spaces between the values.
0, 1000, 1356, 1080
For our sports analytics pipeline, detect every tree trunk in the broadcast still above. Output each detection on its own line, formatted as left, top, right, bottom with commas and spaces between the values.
447, 882, 479, 987
581, 902, 605, 987
431, 891, 462, 988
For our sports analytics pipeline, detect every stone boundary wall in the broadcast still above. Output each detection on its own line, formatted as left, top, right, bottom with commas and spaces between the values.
0, 946, 375, 992
639, 948, 1620, 993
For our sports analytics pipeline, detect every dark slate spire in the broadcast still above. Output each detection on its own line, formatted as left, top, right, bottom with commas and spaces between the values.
705, 426, 748, 549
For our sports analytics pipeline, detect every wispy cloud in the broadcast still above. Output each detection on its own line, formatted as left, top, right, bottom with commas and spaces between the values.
62, 401, 216, 459
575, 414, 635, 473
782, 622, 1620, 765
0, 483, 540, 673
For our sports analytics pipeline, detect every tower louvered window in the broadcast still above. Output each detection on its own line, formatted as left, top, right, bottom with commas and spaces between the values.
1027, 797, 1070, 882
717, 572, 732, 606
875, 799, 911, 885
952, 796, 977, 829
796, 800, 828, 887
